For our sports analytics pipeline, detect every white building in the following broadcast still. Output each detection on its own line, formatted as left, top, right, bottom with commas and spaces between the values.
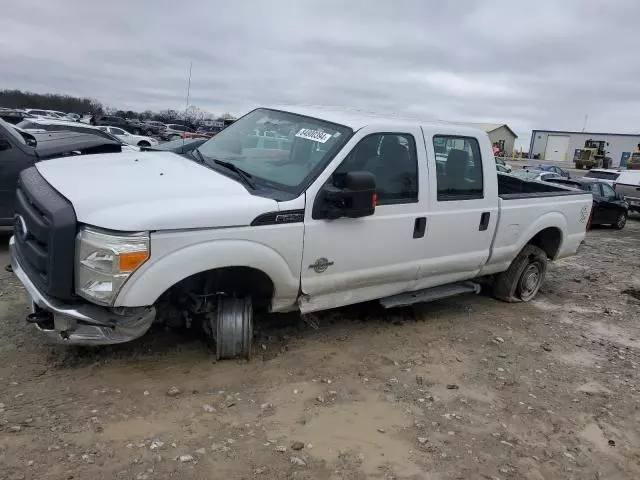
529, 129, 640, 167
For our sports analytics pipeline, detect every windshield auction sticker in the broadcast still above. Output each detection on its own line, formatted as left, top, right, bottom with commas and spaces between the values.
295, 128, 332, 143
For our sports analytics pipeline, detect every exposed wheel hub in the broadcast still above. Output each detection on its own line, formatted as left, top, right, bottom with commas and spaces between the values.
519, 263, 542, 301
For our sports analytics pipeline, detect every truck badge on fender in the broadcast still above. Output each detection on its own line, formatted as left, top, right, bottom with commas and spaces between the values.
309, 257, 334, 273
578, 205, 589, 223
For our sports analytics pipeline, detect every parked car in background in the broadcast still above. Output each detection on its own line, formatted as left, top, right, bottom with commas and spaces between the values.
0, 108, 34, 125
547, 177, 629, 229
523, 164, 571, 178
611, 170, 640, 214
129, 119, 163, 136
23, 109, 64, 119
509, 169, 562, 182
16, 118, 140, 152
144, 120, 166, 131
90, 116, 158, 135
91, 115, 133, 131
161, 123, 196, 140
97, 126, 158, 147
582, 168, 622, 187
494, 157, 512, 172
0, 118, 122, 226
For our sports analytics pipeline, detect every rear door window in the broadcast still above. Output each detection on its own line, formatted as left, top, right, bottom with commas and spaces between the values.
433, 135, 483, 201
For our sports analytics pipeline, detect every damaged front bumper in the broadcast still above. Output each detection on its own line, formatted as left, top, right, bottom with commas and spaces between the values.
9, 237, 155, 345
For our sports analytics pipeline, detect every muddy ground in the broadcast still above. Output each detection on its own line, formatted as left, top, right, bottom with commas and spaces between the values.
0, 218, 639, 480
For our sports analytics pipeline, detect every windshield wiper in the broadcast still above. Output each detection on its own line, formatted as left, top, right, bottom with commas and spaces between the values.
213, 159, 256, 189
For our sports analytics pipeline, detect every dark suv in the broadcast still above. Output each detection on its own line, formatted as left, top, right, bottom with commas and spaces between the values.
90, 116, 161, 136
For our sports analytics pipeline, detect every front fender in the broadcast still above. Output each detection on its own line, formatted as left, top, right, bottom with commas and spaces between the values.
114, 239, 300, 308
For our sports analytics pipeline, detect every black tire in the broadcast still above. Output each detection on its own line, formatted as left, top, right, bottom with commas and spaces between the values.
613, 211, 627, 230
138, 141, 150, 148
493, 245, 548, 303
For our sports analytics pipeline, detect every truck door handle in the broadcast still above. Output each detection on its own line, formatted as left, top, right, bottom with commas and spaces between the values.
479, 212, 490, 231
413, 217, 426, 238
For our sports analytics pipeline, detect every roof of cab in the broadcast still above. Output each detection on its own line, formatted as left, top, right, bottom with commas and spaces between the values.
266, 105, 488, 137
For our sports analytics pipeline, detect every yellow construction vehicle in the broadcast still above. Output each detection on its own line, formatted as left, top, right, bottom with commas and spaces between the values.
627, 144, 640, 170
573, 139, 612, 169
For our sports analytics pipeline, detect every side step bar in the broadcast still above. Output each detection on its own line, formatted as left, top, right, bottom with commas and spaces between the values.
380, 281, 481, 309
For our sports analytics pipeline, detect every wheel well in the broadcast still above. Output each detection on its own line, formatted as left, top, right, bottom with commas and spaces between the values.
137, 140, 150, 147
160, 267, 275, 310
527, 227, 562, 259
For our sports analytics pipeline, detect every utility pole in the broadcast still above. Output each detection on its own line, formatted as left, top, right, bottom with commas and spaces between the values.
186, 61, 193, 108
581, 114, 588, 132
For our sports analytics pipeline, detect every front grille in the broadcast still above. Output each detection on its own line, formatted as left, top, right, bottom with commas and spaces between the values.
14, 167, 77, 300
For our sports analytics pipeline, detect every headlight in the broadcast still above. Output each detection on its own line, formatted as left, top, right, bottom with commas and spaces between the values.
76, 227, 149, 306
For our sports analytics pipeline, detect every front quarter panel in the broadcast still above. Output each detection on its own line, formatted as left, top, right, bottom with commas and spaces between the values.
114, 223, 304, 311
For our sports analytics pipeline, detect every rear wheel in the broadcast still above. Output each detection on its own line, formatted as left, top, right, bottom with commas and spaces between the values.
613, 211, 627, 230
493, 245, 548, 303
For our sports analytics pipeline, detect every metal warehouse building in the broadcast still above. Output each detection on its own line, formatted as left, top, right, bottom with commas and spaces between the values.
529, 130, 640, 167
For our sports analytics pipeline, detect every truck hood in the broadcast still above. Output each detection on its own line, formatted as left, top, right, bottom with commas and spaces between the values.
35, 151, 279, 231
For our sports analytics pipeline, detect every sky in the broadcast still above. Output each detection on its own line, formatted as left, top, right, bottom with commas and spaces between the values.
2, 0, 640, 149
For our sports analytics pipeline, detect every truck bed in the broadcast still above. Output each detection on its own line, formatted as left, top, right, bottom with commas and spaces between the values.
484, 174, 593, 276
497, 173, 585, 199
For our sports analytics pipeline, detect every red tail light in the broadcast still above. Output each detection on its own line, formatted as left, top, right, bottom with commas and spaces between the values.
372, 193, 377, 208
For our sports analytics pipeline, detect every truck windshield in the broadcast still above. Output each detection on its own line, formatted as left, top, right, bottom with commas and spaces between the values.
196, 108, 352, 193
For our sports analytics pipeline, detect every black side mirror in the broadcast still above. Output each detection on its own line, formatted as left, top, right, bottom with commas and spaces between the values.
313, 170, 376, 220
0, 139, 11, 151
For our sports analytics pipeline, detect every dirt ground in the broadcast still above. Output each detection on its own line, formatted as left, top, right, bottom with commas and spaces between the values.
0, 218, 639, 480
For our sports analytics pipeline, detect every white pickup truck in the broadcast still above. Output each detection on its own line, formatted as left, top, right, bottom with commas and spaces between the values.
9, 107, 592, 358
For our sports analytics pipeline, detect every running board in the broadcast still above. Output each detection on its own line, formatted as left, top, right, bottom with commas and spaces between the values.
379, 281, 481, 309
